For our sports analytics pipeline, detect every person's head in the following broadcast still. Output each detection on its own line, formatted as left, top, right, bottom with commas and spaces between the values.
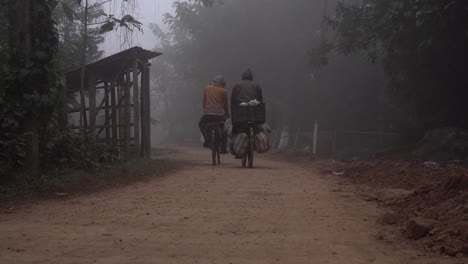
242, 68, 253, 81
212, 75, 226, 87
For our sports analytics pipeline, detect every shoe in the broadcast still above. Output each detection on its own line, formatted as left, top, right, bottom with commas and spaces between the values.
234, 156, 243, 159
220, 149, 229, 154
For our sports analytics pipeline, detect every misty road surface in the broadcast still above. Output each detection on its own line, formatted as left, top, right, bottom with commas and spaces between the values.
0, 147, 457, 264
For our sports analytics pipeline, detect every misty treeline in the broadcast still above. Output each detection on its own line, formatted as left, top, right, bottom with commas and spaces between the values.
149, 0, 468, 144
317, 0, 468, 132
0, 0, 140, 178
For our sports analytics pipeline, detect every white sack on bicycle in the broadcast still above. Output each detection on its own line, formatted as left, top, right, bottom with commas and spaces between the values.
231, 133, 249, 157
255, 132, 270, 153
224, 118, 233, 138
257, 123, 272, 134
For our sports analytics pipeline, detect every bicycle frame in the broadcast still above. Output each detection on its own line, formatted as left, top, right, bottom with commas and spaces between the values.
206, 122, 224, 166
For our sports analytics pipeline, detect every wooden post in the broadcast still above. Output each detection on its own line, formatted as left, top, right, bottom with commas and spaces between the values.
133, 59, 141, 157
118, 82, 123, 157
313, 120, 318, 155
104, 82, 110, 142
124, 69, 131, 160
141, 64, 152, 158
140, 67, 146, 158
144, 65, 152, 158
110, 82, 118, 149
88, 72, 96, 144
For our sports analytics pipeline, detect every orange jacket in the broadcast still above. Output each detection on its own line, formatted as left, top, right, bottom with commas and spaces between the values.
203, 84, 230, 117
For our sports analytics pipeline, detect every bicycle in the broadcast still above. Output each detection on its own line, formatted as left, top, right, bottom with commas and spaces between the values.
232, 103, 265, 169
205, 122, 224, 166
241, 122, 255, 168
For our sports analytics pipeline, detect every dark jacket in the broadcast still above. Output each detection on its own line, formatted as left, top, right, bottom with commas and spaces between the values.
231, 69, 263, 109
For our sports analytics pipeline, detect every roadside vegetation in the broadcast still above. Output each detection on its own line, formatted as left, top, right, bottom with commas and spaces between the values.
0, 158, 176, 201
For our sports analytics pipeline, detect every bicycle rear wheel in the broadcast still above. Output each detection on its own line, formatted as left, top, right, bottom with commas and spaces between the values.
248, 128, 254, 168
217, 127, 221, 165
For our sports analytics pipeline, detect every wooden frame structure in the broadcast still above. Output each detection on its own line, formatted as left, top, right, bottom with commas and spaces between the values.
65, 47, 162, 160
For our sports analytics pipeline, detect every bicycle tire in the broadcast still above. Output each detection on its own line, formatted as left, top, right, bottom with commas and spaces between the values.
217, 126, 221, 165
248, 127, 254, 168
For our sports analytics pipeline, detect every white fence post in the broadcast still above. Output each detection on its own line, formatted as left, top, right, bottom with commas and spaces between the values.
312, 121, 318, 155
278, 127, 289, 150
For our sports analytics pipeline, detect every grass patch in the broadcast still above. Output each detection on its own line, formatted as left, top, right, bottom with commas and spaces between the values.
0, 159, 178, 201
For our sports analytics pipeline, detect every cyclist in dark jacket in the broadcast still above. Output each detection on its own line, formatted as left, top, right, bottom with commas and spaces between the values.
231, 68, 263, 135
231, 68, 263, 108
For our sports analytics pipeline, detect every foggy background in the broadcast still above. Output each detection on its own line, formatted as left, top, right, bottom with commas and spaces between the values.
97, 0, 408, 156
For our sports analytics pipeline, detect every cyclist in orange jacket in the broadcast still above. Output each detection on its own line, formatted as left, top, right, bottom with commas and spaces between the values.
198, 75, 230, 154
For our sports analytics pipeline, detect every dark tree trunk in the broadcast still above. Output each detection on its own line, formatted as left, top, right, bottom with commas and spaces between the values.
8, 0, 40, 178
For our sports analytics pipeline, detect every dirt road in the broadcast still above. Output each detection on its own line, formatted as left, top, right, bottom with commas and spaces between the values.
0, 147, 461, 263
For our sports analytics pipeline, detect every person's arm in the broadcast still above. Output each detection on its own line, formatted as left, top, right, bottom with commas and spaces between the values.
231, 84, 238, 112
257, 84, 263, 102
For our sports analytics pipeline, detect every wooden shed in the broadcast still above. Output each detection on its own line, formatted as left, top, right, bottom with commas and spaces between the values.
65, 47, 162, 160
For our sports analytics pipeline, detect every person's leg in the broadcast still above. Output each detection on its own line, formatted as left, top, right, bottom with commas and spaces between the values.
199, 115, 210, 148
220, 117, 228, 154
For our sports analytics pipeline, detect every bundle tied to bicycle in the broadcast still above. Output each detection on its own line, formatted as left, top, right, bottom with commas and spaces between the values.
225, 100, 272, 157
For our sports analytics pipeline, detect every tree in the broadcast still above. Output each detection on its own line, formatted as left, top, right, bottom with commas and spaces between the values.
315, 0, 468, 130
55, 0, 105, 71
0, 0, 145, 177
3, 0, 63, 177
0, 0, 8, 67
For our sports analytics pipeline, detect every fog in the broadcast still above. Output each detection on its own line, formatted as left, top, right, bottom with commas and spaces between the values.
100, 0, 398, 155
101, 0, 175, 55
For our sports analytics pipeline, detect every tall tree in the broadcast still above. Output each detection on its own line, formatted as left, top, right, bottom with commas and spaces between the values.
0, 0, 8, 67
5, 0, 63, 177
55, 0, 105, 71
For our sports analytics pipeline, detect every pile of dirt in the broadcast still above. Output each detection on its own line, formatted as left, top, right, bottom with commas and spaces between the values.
322, 159, 468, 257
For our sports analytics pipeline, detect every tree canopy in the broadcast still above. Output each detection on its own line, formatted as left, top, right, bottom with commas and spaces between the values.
316, 0, 468, 129
55, 0, 106, 71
